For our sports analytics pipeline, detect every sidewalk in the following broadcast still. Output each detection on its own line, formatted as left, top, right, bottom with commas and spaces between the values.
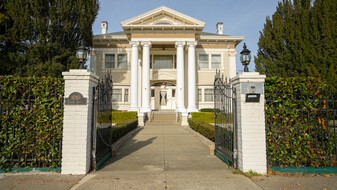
72, 119, 261, 190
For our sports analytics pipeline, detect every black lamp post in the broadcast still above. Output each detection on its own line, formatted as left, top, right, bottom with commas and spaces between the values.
240, 43, 251, 72
76, 43, 89, 69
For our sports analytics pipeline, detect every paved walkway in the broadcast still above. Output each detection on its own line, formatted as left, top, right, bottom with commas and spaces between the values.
72, 115, 261, 190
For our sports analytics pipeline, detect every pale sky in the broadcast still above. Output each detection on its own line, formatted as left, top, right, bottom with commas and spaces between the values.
92, 0, 281, 72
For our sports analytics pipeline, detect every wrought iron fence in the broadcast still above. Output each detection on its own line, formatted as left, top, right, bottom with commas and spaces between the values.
91, 71, 113, 170
214, 71, 238, 167
0, 86, 63, 170
265, 89, 337, 167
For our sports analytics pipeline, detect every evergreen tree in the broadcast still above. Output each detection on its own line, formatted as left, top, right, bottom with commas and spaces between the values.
0, 0, 99, 77
255, 0, 337, 93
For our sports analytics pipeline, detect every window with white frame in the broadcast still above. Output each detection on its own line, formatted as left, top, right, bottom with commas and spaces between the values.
198, 89, 202, 102
124, 89, 129, 102
117, 54, 127, 69
204, 89, 214, 102
105, 53, 128, 69
105, 54, 115, 68
112, 89, 122, 102
198, 54, 222, 69
211, 54, 221, 69
198, 54, 209, 69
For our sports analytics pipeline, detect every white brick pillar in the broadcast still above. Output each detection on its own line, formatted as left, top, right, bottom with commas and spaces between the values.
231, 72, 267, 174
61, 69, 99, 174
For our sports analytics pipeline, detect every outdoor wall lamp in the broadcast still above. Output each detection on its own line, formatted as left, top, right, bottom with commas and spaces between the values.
76, 43, 89, 69
240, 43, 251, 72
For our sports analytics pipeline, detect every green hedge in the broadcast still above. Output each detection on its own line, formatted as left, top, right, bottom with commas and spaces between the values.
188, 118, 215, 141
0, 76, 64, 170
191, 112, 232, 124
200, 108, 220, 113
111, 119, 138, 143
97, 111, 137, 124
265, 77, 336, 167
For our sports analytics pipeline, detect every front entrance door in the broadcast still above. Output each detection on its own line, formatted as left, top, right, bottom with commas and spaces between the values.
150, 84, 176, 110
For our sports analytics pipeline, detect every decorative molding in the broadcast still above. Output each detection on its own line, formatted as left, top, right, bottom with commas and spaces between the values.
187, 41, 198, 47
228, 51, 237, 56
141, 41, 152, 47
175, 41, 186, 47
129, 41, 139, 47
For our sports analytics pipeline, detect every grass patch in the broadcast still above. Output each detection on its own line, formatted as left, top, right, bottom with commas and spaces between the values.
233, 169, 262, 178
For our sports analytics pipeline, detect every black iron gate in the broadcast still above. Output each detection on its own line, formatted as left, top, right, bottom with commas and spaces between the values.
91, 72, 113, 171
214, 71, 238, 167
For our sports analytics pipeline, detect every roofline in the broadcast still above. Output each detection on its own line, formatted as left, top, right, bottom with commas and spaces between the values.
120, 6, 205, 27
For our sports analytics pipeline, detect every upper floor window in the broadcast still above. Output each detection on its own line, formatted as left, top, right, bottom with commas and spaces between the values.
105, 53, 128, 69
198, 54, 222, 69
211, 55, 221, 69
105, 54, 115, 68
199, 54, 209, 69
151, 55, 176, 69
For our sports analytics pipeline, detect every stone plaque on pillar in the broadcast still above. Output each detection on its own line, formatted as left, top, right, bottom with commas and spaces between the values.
65, 92, 87, 105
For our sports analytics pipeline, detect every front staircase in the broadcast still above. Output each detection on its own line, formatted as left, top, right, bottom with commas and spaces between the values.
146, 111, 179, 126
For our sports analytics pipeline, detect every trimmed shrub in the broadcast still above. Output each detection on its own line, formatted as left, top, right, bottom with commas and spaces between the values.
200, 108, 220, 113
98, 111, 137, 124
191, 112, 232, 124
111, 119, 138, 143
0, 76, 64, 169
188, 118, 215, 141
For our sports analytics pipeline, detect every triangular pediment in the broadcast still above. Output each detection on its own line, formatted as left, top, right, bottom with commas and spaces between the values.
121, 6, 205, 27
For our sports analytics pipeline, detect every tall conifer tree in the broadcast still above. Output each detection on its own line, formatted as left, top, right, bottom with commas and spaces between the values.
255, 0, 337, 93
0, 0, 99, 77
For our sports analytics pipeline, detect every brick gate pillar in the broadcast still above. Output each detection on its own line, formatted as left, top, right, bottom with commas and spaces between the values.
231, 72, 267, 174
61, 69, 99, 174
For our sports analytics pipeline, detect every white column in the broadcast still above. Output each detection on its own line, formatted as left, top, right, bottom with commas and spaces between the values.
61, 69, 99, 174
231, 72, 267, 174
187, 41, 198, 112
140, 41, 151, 113
129, 41, 139, 111
175, 41, 186, 113
229, 51, 237, 79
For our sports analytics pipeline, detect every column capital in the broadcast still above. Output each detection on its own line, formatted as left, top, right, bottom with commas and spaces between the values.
129, 41, 139, 47
186, 41, 197, 47
175, 41, 186, 47
141, 41, 152, 47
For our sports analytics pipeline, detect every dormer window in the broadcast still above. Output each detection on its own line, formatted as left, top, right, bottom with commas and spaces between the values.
155, 22, 171, 25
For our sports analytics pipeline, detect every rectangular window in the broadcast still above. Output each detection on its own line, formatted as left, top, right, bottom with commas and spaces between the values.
198, 89, 202, 102
211, 54, 221, 69
112, 89, 122, 102
105, 54, 115, 68
151, 89, 155, 97
172, 89, 176, 97
124, 89, 129, 102
199, 54, 209, 69
153, 55, 173, 69
204, 89, 214, 102
117, 54, 127, 69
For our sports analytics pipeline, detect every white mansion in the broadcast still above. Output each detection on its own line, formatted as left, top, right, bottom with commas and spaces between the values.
90, 6, 244, 113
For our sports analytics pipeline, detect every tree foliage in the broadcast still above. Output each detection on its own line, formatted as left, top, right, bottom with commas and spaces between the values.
0, 0, 99, 77
255, 0, 337, 94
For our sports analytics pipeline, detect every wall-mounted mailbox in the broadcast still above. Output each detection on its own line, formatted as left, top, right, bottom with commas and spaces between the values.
246, 93, 260, 102
241, 83, 263, 103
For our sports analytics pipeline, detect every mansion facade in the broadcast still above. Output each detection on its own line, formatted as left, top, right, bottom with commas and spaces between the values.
90, 6, 244, 113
